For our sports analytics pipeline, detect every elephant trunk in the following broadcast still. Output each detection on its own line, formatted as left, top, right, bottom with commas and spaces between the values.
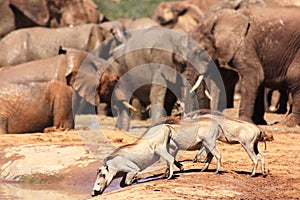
112, 87, 137, 131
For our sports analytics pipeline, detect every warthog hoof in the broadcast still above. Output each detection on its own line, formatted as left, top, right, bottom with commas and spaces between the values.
91, 190, 102, 197
175, 161, 184, 171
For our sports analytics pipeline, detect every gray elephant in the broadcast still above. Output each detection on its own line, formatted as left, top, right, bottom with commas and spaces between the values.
0, 21, 125, 67
0, 80, 74, 134
110, 25, 221, 131
190, 6, 300, 126
0, 0, 105, 37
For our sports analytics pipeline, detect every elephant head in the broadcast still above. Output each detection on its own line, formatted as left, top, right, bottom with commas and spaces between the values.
152, 0, 221, 32
49, 0, 100, 27
63, 49, 119, 112
191, 9, 250, 70
153, 1, 204, 31
182, 9, 250, 111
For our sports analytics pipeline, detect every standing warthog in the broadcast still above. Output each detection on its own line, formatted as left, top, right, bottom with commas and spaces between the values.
164, 117, 223, 174
187, 110, 267, 177
91, 124, 182, 196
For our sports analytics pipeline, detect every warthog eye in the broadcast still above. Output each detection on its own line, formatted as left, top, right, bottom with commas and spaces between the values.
100, 173, 106, 178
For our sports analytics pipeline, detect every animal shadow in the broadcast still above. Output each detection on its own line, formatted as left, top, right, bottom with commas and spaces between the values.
234, 170, 265, 177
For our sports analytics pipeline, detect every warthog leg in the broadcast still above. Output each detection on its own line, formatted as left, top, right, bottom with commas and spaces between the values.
124, 172, 138, 185
200, 147, 221, 174
155, 146, 177, 179
192, 147, 205, 163
240, 142, 266, 177
258, 153, 267, 177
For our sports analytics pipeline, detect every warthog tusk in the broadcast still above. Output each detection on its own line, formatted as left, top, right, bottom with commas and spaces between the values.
205, 89, 212, 101
123, 101, 137, 112
189, 75, 204, 93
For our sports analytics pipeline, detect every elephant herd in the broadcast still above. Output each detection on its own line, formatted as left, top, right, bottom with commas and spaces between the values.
0, 0, 300, 134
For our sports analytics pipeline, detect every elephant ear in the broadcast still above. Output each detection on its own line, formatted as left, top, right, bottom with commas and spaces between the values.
212, 10, 250, 67
10, 0, 49, 26
65, 51, 105, 106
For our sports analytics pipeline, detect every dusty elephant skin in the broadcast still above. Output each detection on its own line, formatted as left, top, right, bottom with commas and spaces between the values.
191, 6, 300, 127
0, 81, 74, 134
152, 0, 220, 32
0, 50, 119, 115
0, 21, 125, 67
91, 124, 182, 196
0, 0, 103, 37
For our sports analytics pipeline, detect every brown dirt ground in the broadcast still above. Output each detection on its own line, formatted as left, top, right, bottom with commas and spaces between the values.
0, 110, 300, 200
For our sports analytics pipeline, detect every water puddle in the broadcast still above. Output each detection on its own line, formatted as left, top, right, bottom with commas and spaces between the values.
0, 180, 92, 200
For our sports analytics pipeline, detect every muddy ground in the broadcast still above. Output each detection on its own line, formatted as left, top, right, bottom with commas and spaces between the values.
0, 108, 299, 200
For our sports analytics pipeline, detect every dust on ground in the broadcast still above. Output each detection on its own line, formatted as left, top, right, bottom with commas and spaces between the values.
0, 109, 299, 200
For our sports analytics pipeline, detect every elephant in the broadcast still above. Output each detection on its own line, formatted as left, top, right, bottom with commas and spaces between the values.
0, 80, 74, 134
110, 25, 222, 131
152, 0, 220, 32
0, 21, 125, 67
0, 0, 106, 37
0, 49, 119, 116
190, 6, 300, 126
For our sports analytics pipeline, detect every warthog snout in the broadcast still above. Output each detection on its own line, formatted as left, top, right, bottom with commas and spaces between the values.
91, 190, 102, 197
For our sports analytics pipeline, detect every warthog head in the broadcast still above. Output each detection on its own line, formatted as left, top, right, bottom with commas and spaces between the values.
91, 166, 111, 196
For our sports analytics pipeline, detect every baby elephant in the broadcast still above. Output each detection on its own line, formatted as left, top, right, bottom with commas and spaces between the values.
91, 124, 182, 196
0, 81, 74, 134
188, 110, 267, 177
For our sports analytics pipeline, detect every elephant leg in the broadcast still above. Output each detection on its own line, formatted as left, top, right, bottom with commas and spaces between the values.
52, 84, 75, 131
252, 86, 267, 125
238, 63, 265, 124
283, 91, 300, 127
164, 89, 178, 116
116, 103, 130, 131
276, 90, 288, 114
220, 68, 239, 108
150, 84, 167, 124
130, 98, 144, 120
282, 53, 300, 127
0, 118, 8, 134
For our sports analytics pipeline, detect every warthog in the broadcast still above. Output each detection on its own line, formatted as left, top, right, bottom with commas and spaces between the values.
165, 117, 224, 174
187, 110, 267, 177
91, 124, 182, 196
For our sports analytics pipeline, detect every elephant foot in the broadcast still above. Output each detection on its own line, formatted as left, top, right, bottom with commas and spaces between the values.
280, 113, 300, 127
252, 116, 267, 125
239, 115, 267, 125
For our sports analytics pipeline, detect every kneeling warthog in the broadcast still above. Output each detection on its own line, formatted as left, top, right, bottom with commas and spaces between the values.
187, 110, 267, 177
91, 124, 182, 196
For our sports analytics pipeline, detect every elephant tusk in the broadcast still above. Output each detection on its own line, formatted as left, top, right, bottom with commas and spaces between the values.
205, 89, 212, 101
189, 75, 204, 93
123, 101, 137, 112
